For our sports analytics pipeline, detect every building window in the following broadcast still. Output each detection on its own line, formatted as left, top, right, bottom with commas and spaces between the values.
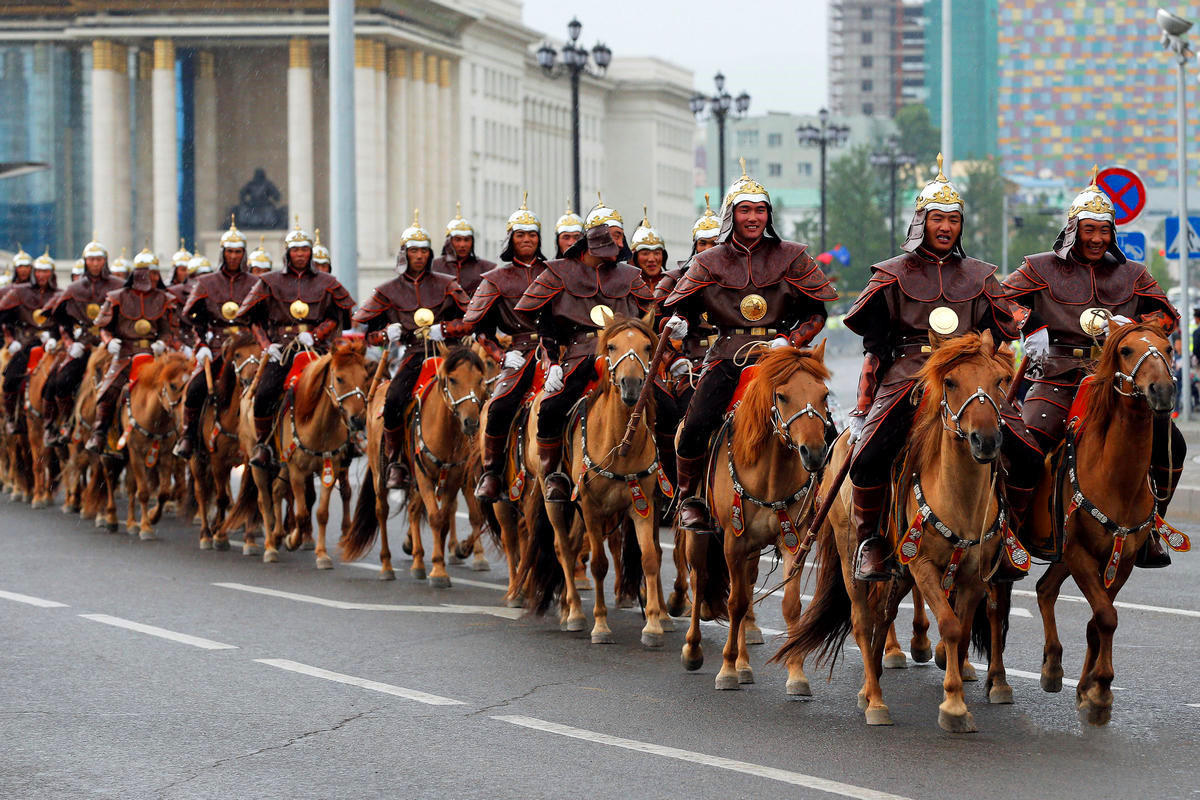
861, 79, 873, 92
797, 162, 812, 176
862, 6, 873, 19
861, 31, 872, 44
768, 162, 782, 177
736, 129, 759, 147
767, 132, 782, 147
746, 158, 760, 173
861, 55, 873, 68
862, 102, 874, 115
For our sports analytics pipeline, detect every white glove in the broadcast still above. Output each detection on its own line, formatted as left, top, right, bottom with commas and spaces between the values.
7, 341, 21, 355
429, 323, 445, 342
267, 343, 284, 363
107, 339, 122, 356
664, 315, 688, 339
151, 341, 167, 356
544, 364, 565, 393
847, 412, 866, 442
181, 345, 194, 360
503, 350, 526, 370
386, 322, 403, 343
297, 331, 315, 348
1023, 327, 1049, 362
770, 336, 790, 349
68, 342, 85, 359
39, 330, 50, 344
1103, 314, 1134, 335
669, 357, 691, 378
195, 346, 213, 364
44, 338, 57, 352
72, 326, 83, 340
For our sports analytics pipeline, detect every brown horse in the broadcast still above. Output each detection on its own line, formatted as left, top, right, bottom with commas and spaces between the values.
683, 343, 832, 692
115, 351, 190, 540
1031, 320, 1186, 725
25, 344, 63, 509
775, 331, 1017, 731
342, 347, 486, 586
71, 346, 113, 523
192, 334, 262, 551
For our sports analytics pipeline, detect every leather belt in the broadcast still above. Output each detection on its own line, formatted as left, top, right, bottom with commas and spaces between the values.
716, 327, 778, 338
278, 324, 312, 334
894, 340, 933, 357
1048, 344, 1098, 359
570, 330, 598, 343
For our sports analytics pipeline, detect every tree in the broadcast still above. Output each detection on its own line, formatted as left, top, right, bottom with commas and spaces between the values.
821, 144, 892, 296
894, 104, 940, 172
962, 157, 1005, 268
1008, 206, 1061, 272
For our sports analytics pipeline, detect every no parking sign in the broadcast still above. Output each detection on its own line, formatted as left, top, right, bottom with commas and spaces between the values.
1095, 167, 1146, 226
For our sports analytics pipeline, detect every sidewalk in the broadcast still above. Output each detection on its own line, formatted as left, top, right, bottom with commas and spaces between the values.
1168, 419, 1200, 521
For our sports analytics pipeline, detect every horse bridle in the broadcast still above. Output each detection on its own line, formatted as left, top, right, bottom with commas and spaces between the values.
1113, 343, 1172, 398
940, 386, 1005, 439
233, 353, 260, 387
605, 348, 650, 387
439, 373, 482, 434
770, 400, 831, 455
324, 367, 367, 430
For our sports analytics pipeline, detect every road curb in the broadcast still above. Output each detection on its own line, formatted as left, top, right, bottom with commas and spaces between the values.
1170, 486, 1200, 521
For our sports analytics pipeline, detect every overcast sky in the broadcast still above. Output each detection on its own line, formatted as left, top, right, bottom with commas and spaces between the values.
520, 0, 831, 116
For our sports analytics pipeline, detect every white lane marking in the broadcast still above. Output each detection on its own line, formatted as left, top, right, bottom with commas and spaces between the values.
1186, 703, 1200, 708
0, 589, 68, 608
1011, 588, 1200, 619
255, 658, 464, 706
494, 714, 913, 800
345, 560, 509, 591
213, 582, 520, 619
79, 613, 237, 650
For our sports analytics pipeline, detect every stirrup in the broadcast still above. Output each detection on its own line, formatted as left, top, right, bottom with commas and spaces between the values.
677, 497, 714, 532
853, 538, 894, 582
474, 470, 503, 503
543, 471, 572, 503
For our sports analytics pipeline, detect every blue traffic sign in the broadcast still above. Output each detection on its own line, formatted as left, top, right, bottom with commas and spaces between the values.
1115, 231, 1146, 262
1165, 216, 1200, 260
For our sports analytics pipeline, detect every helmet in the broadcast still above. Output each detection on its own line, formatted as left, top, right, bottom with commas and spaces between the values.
109, 248, 130, 276
445, 203, 475, 239
12, 245, 33, 268
188, 253, 213, 275
692, 193, 720, 243
399, 209, 432, 251
500, 193, 546, 263
220, 215, 248, 250
248, 237, 273, 271
33, 248, 55, 272
1053, 165, 1124, 263
312, 228, 330, 266
172, 238, 193, 268
555, 201, 584, 236
630, 207, 665, 253
584, 193, 623, 231
902, 153, 966, 256
714, 158, 779, 243
71, 258, 85, 279
132, 247, 159, 269
82, 232, 107, 260
284, 217, 312, 250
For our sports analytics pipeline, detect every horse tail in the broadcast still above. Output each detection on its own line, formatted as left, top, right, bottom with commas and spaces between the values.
769, 522, 851, 669
81, 462, 105, 515
616, 518, 644, 605
695, 528, 730, 622
218, 468, 259, 536
480, 498, 503, 548
340, 464, 380, 562
518, 493, 564, 615
971, 582, 1011, 660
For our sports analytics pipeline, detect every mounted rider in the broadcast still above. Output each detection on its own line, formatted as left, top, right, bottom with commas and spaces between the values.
41, 235, 123, 444
515, 197, 656, 502
84, 249, 180, 453
663, 163, 836, 532
312, 229, 332, 274
553, 202, 584, 258
630, 207, 668, 287
445, 196, 548, 503
173, 217, 260, 459
352, 210, 469, 489
0, 249, 59, 432
7, 246, 34, 287
432, 204, 496, 297
844, 154, 1042, 581
238, 219, 356, 468
1002, 168, 1182, 567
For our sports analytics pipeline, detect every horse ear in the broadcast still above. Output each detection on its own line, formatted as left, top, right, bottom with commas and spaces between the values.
809, 337, 827, 363
980, 328, 996, 355
435, 341, 449, 358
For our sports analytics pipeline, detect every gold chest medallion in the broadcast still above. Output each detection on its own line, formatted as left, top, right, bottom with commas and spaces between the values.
289, 299, 310, 320
928, 306, 959, 335
740, 293, 767, 322
221, 301, 240, 320
590, 304, 614, 327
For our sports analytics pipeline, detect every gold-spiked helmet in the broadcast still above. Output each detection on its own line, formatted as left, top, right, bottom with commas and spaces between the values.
172, 238, 193, 268
555, 202, 583, 235
132, 247, 159, 269
715, 159, 778, 243
445, 203, 475, 239
500, 193, 545, 263
248, 237, 273, 271
631, 207, 665, 252
692, 193, 720, 243
188, 253, 213, 275
312, 229, 331, 266
395, 210, 432, 274
71, 258, 85, 279
1053, 165, 1125, 264
109, 248, 130, 276
284, 217, 312, 250
12, 245, 33, 268
82, 233, 107, 260
902, 153, 966, 256
220, 215, 248, 250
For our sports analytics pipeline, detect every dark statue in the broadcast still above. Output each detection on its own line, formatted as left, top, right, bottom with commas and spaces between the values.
226, 168, 287, 229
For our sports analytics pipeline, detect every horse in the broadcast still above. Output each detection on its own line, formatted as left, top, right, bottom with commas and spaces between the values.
115, 351, 190, 540
192, 333, 262, 551
70, 346, 113, 523
682, 343, 832, 692
1030, 320, 1188, 726
774, 330, 1019, 732
25, 343, 63, 509
341, 346, 486, 587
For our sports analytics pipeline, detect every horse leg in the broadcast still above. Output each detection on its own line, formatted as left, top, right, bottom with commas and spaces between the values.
1036, 562, 1070, 692
446, 512, 463, 565
497, 503, 523, 607
408, 502, 425, 580
313, 479, 334, 570
554, 514, 586, 632
666, 527, 690, 618
781, 549, 811, 696
195, 459, 213, 550
427, 490, 453, 588
914, 563, 975, 733
716, 538, 749, 690
1068, 552, 1123, 726
338, 470, 353, 542
466, 492, 490, 571
255, 467, 280, 562
882, 623, 907, 669
909, 585, 933, 662
149, 459, 170, 528
633, 508, 668, 648
580, 506, 612, 643
681, 529, 706, 672
985, 583, 1014, 704
212, 462, 231, 549
285, 471, 313, 562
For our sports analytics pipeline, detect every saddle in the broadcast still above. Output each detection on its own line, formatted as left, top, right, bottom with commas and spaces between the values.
284, 351, 320, 391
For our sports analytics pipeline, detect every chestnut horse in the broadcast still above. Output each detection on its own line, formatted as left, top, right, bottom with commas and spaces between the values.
342, 347, 485, 586
1031, 320, 1188, 725
25, 344, 63, 509
775, 331, 1019, 731
71, 346, 113, 523
683, 343, 832, 693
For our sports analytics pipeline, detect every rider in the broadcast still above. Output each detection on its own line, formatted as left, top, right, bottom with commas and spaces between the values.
0, 250, 59, 433
443, 197, 548, 503
238, 220, 356, 468
7, 246, 34, 287
84, 249, 180, 453
1002, 168, 1182, 567
432, 204, 496, 297
352, 210, 469, 489
630, 208, 668, 287
514, 197, 656, 502
168, 239, 193, 291
312, 229, 332, 274
844, 154, 1042, 581
553, 202, 584, 258
663, 163, 836, 531
247, 238, 273, 276
173, 217, 259, 459
42, 235, 124, 444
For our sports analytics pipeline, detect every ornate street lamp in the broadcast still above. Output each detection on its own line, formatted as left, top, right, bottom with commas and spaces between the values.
690, 72, 751, 198
797, 108, 851, 253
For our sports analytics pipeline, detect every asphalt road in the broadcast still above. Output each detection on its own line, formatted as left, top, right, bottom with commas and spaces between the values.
2, 466, 1198, 800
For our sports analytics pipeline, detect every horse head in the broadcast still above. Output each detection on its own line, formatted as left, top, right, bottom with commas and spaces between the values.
438, 347, 486, 437
325, 338, 369, 434
918, 330, 1013, 465
1102, 319, 1176, 414
226, 332, 263, 388
599, 317, 655, 407
734, 341, 832, 473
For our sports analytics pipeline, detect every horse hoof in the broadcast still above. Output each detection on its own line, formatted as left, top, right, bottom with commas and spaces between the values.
681, 651, 704, 672
105, 522, 118, 533
934, 645, 947, 670
315, 556, 334, 570
658, 616, 676, 633
565, 616, 586, 632
883, 652, 908, 670
213, 538, 230, 551
126, 524, 138, 536
666, 592, 687, 618
300, 539, 315, 552
411, 567, 427, 581
744, 627, 764, 646
857, 691, 868, 711
865, 707, 894, 726
988, 684, 1014, 705
139, 531, 156, 541
786, 678, 812, 697
616, 595, 635, 610
1041, 671, 1063, 693
714, 672, 741, 691
591, 631, 615, 644
960, 662, 978, 682
263, 550, 279, 564
30, 499, 45, 510
505, 595, 523, 609
199, 538, 213, 551
447, 552, 465, 565
911, 645, 933, 663
1077, 700, 1112, 727
737, 667, 754, 684
379, 569, 396, 581
80, 508, 90, 520
575, 577, 594, 591
938, 709, 977, 734
641, 632, 664, 649
429, 575, 451, 589
470, 557, 491, 572
242, 542, 261, 556
63, 504, 78, 515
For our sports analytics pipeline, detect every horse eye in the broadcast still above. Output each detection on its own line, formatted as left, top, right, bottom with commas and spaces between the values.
776, 392, 789, 404
449, 377, 457, 385
1119, 346, 1133, 357
944, 378, 957, 390
607, 344, 615, 352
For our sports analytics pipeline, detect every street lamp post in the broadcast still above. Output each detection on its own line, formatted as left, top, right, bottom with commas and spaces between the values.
870, 136, 915, 254
797, 108, 850, 253
537, 19, 612, 214
690, 72, 750, 198
1159, 7, 1194, 417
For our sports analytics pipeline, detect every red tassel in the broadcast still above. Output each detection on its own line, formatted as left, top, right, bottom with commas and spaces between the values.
778, 509, 799, 554
509, 469, 526, 502
1104, 533, 1126, 588
897, 512, 923, 565
1155, 515, 1191, 552
730, 493, 744, 536
322, 457, 335, 488
628, 478, 650, 518
656, 469, 674, 498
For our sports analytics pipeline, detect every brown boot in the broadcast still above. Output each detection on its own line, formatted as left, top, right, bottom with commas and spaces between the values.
384, 425, 409, 490
173, 404, 202, 458
474, 432, 508, 503
1135, 532, 1172, 568
537, 437, 571, 503
248, 415, 275, 468
85, 397, 117, 454
851, 482, 892, 582
675, 452, 712, 531
55, 395, 75, 442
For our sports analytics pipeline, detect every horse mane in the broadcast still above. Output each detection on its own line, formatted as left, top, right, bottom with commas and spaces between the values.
294, 338, 366, 423
1080, 322, 1167, 434
732, 347, 831, 466
439, 345, 485, 377
908, 332, 1015, 475
137, 351, 191, 388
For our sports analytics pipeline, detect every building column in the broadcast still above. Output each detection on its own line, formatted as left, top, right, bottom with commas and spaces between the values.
193, 51, 217, 239
287, 39, 314, 232
353, 38, 377, 260
151, 38, 177, 259
387, 49, 408, 249
408, 51, 426, 218
90, 40, 117, 251
373, 41, 388, 256
439, 58, 454, 223
426, 53, 441, 223
133, 49, 154, 249
111, 45, 131, 250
